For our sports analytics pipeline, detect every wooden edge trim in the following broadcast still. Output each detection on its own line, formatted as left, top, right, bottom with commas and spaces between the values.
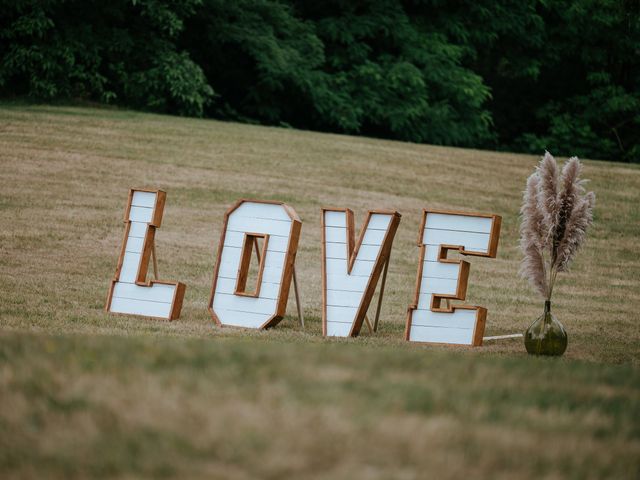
169, 282, 187, 320
152, 190, 166, 227
321, 209, 328, 337
422, 207, 498, 219
472, 307, 487, 346
136, 226, 156, 284
266, 214, 302, 328
131, 187, 166, 194
487, 215, 502, 257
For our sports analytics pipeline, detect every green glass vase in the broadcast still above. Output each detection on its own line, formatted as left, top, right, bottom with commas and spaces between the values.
524, 301, 568, 356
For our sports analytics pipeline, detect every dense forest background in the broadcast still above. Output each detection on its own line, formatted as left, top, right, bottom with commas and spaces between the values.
1, 0, 638, 162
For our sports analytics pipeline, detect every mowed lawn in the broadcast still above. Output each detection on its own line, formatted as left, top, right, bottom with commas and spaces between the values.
1, 105, 639, 478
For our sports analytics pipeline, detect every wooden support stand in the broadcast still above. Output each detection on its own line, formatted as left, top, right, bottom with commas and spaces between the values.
292, 267, 304, 328
364, 254, 391, 334
151, 241, 159, 280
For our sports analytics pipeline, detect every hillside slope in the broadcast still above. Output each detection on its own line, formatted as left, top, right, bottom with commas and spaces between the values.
1, 105, 639, 478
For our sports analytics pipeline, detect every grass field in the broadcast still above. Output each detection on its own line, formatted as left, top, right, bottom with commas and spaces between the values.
1, 105, 639, 478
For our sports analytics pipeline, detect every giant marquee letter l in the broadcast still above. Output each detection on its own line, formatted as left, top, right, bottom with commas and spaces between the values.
322, 208, 401, 337
209, 200, 302, 329
405, 209, 501, 346
106, 189, 186, 320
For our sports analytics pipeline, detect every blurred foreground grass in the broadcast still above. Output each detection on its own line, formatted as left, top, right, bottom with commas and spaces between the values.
1, 332, 639, 479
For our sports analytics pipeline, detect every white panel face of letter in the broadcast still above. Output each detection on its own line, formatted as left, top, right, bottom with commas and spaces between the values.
406, 210, 500, 346
322, 209, 400, 337
210, 201, 301, 329
107, 189, 185, 320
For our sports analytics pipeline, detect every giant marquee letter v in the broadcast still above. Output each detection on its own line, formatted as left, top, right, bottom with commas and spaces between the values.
209, 200, 302, 329
405, 209, 501, 346
322, 208, 401, 337
106, 189, 186, 320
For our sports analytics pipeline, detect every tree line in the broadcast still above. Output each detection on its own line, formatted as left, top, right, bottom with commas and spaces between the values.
1, 0, 638, 162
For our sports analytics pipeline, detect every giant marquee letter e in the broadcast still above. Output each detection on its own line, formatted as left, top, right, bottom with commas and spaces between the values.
209, 200, 302, 329
106, 189, 186, 320
322, 208, 401, 337
405, 210, 501, 346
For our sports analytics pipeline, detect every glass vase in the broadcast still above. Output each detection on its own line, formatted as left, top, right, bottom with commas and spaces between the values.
524, 300, 568, 356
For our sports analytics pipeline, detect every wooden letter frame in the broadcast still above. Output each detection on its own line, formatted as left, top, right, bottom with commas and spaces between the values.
405, 209, 501, 346
321, 208, 401, 337
208, 199, 302, 329
235, 233, 269, 297
105, 188, 186, 320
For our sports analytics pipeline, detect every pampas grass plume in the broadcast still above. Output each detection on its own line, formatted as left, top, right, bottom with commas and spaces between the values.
519, 152, 595, 300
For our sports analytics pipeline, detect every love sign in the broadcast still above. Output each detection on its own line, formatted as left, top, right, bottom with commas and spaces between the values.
106, 190, 501, 346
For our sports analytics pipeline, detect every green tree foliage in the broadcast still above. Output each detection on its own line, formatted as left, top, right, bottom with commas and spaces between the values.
0, 0, 638, 161
478, 0, 640, 163
0, 0, 213, 115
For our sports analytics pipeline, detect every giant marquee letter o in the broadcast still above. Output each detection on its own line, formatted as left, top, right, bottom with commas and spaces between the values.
208, 200, 302, 329
405, 209, 501, 346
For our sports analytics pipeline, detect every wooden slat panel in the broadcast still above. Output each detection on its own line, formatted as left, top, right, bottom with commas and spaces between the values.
325, 258, 375, 277
410, 308, 477, 329
213, 293, 277, 314
128, 221, 148, 238
409, 324, 474, 345
227, 215, 292, 237
112, 282, 176, 304
325, 242, 348, 259
324, 211, 347, 227
354, 244, 384, 261
119, 251, 141, 283
361, 228, 386, 246
110, 296, 172, 318
418, 277, 459, 297
326, 289, 364, 308
325, 321, 353, 337
125, 236, 145, 254
367, 213, 392, 230
223, 232, 290, 252
326, 305, 358, 322
131, 191, 157, 208
325, 274, 369, 292
128, 205, 154, 223
425, 213, 493, 233
325, 226, 347, 244
423, 229, 490, 252
425, 245, 439, 261
422, 261, 460, 279
213, 308, 271, 328
233, 202, 291, 221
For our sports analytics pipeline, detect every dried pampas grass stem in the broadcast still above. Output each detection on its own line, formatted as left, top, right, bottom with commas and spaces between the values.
519, 152, 595, 300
